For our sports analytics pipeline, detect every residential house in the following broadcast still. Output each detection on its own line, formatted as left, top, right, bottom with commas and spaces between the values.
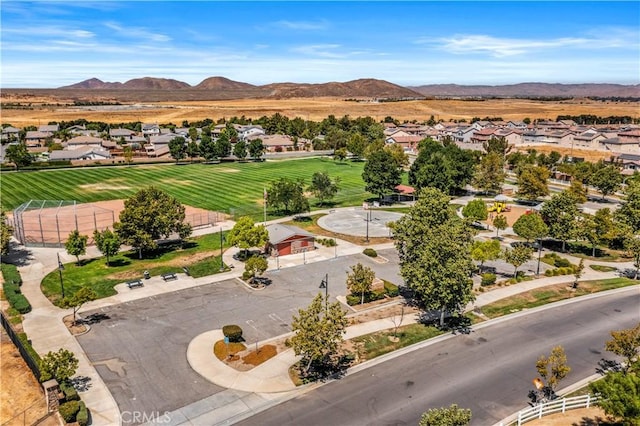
250, 134, 296, 152
49, 147, 111, 161
238, 125, 265, 141
454, 126, 478, 143
142, 123, 161, 137
573, 130, 607, 150
109, 128, 136, 139
1, 126, 21, 142
615, 153, 640, 175
37, 124, 59, 134
266, 224, 315, 256
470, 128, 497, 144
507, 121, 528, 130
24, 131, 51, 147
65, 135, 105, 150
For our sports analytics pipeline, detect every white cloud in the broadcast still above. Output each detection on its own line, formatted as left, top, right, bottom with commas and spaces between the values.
271, 20, 328, 31
420, 30, 640, 57
290, 44, 344, 58
104, 22, 171, 42
3, 26, 95, 39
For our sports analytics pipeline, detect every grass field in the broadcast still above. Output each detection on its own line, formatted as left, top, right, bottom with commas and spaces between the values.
0, 158, 372, 218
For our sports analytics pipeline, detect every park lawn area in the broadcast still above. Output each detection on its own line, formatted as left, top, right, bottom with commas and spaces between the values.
350, 323, 443, 361
41, 232, 228, 305
480, 277, 638, 319
0, 158, 374, 220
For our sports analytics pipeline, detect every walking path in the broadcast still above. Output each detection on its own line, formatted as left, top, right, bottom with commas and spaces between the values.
6, 207, 635, 426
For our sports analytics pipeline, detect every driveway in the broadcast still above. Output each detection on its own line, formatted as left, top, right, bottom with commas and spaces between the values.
77, 251, 402, 418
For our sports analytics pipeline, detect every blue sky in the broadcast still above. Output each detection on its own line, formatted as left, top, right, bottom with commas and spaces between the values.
1, 1, 639, 88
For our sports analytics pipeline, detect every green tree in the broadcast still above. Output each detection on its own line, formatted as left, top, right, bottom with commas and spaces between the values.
123, 145, 134, 165
409, 138, 476, 195
60, 287, 97, 324
244, 256, 268, 283
393, 188, 475, 326
290, 293, 348, 373
186, 140, 200, 162
0, 211, 12, 256
461, 200, 488, 224
346, 133, 367, 160
93, 229, 120, 266
308, 172, 340, 206
216, 132, 232, 158
362, 149, 402, 200
594, 208, 616, 248
472, 151, 506, 194
199, 134, 218, 162
248, 138, 265, 160
334, 147, 347, 162
419, 404, 472, 426
512, 212, 548, 243
536, 345, 571, 392
470, 239, 501, 270
565, 179, 587, 204
40, 348, 79, 382
483, 136, 510, 158
233, 139, 248, 160
503, 244, 533, 277
605, 324, 640, 373
591, 164, 622, 200
516, 164, 550, 201
5, 143, 32, 171
624, 235, 640, 280
575, 214, 600, 257
65, 230, 88, 266
168, 136, 186, 162
616, 180, 640, 233
590, 372, 640, 424
346, 263, 375, 305
384, 143, 409, 168
226, 216, 268, 258
114, 187, 192, 259
267, 178, 309, 215
573, 258, 584, 287
492, 214, 508, 238
541, 191, 579, 252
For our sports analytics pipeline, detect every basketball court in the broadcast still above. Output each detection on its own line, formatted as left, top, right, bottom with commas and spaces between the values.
316, 208, 403, 238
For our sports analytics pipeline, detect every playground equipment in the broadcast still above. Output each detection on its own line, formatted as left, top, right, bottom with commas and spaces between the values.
487, 194, 511, 213
487, 200, 511, 213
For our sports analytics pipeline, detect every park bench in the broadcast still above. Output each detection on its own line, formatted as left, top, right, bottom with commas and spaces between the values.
162, 272, 178, 281
127, 279, 143, 289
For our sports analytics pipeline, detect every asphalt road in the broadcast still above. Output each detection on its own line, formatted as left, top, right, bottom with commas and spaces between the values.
76, 250, 402, 416
237, 287, 640, 426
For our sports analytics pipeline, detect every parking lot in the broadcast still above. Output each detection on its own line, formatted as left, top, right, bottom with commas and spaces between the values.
77, 250, 402, 417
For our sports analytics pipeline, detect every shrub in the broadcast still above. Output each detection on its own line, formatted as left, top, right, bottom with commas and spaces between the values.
1, 265, 31, 314
0, 263, 22, 286
59, 401, 80, 423
383, 280, 399, 297
346, 294, 360, 306
554, 257, 572, 268
363, 248, 377, 257
17, 333, 41, 367
76, 402, 88, 426
316, 238, 336, 247
481, 273, 497, 286
60, 381, 79, 402
222, 325, 243, 342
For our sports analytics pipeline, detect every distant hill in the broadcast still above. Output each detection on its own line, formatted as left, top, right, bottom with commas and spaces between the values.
408, 83, 640, 98
194, 76, 257, 90
59, 76, 423, 99
262, 79, 423, 99
56, 77, 640, 100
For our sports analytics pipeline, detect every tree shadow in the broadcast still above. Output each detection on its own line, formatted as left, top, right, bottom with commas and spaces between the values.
293, 215, 313, 222
81, 313, 110, 325
596, 358, 622, 375
296, 354, 352, 384
572, 416, 623, 426
106, 258, 131, 267
2, 242, 34, 267
417, 311, 473, 335
69, 375, 92, 392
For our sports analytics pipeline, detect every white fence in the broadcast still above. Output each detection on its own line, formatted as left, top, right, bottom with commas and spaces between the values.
514, 394, 599, 425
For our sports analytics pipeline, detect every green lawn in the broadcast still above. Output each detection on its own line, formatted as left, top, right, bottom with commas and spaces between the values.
480, 277, 638, 318
351, 323, 443, 361
1, 158, 374, 219
41, 232, 229, 305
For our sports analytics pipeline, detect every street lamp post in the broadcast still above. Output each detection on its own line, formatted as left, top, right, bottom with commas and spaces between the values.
536, 237, 543, 276
57, 253, 65, 299
219, 227, 225, 272
319, 273, 329, 311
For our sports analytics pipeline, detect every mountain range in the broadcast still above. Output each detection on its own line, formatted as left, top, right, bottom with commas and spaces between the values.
59, 77, 640, 99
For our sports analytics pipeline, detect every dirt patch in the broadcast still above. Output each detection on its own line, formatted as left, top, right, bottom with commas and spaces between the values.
214, 339, 289, 372
63, 314, 88, 335
161, 178, 193, 185
217, 168, 240, 173
348, 303, 419, 325
525, 407, 612, 425
79, 183, 132, 192
0, 331, 49, 425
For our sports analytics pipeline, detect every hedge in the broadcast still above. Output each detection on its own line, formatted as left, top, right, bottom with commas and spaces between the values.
60, 380, 79, 402
1, 264, 31, 314
222, 325, 243, 342
363, 248, 377, 257
481, 273, 497, 286
17, 332, 42, 367
383, 280, 399, 297
76, 401, 88, 426
59, 401, 80, 423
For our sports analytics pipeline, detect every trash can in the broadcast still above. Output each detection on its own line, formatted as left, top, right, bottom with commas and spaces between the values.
144, 270, 150, 280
